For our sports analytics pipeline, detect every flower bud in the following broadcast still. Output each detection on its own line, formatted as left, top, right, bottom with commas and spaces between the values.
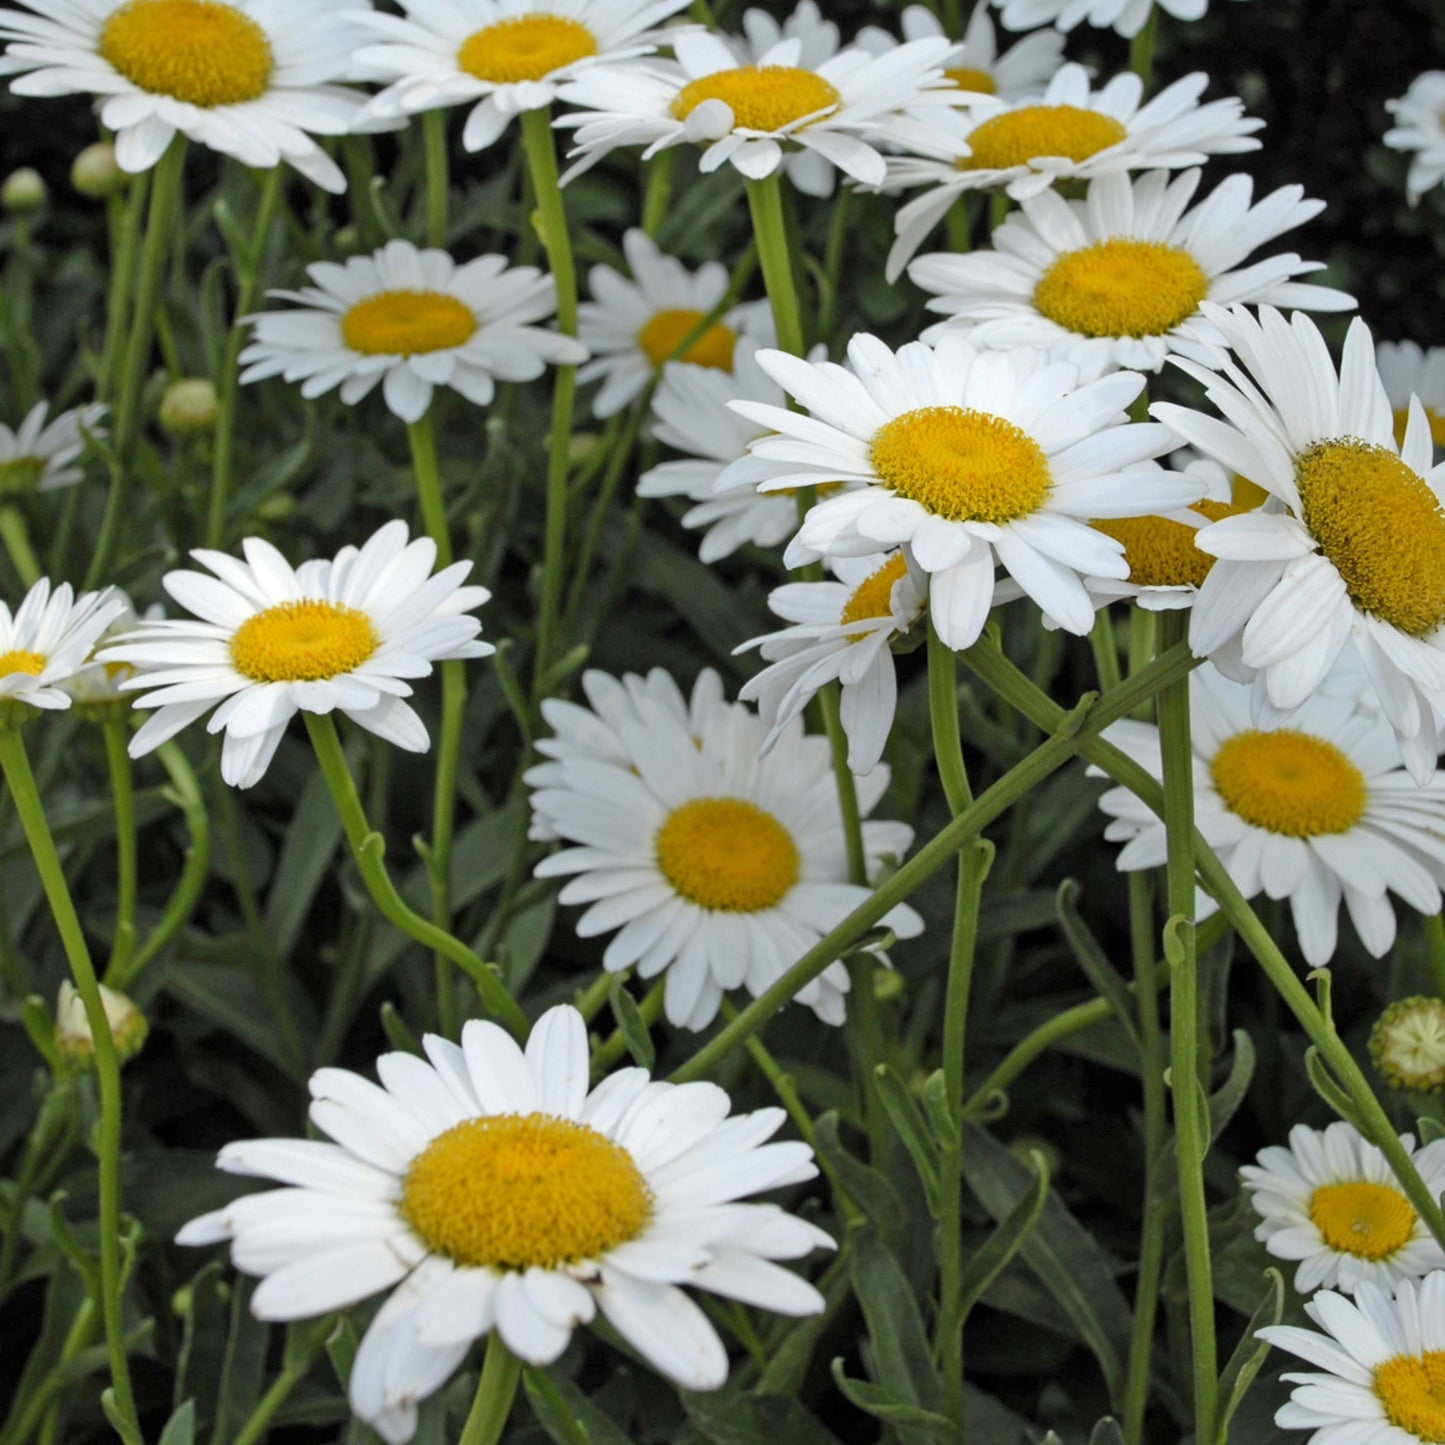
55, 981, 148, 1068
2, 167, 47, 215
71, 142, 126, 199
1370, 995, 1445, 1094
158, 378, 219, 436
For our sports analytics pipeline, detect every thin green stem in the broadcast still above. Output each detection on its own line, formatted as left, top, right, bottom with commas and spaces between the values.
640, 147, 675, 238
1130, 7, 1160, 87
745, 171, 804, 355
0, 506, 41, 588
460, 1335, 523, 1445
0, 728, 139, 1439
101, 721, 137, 978
231, 1322, 329, 1445
97, 173, 149, 403
304, 712, 528, 1037
818, 185, 852, 342
423, 110, 449, 249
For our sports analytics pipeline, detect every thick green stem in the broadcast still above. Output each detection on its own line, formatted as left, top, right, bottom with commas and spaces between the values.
0, 728, 140, 1440
101, 721, 137, 977
304, 712, 527, 1038
1425, 913, 1445, 998
460, 1335, 523, 1445
745, 171, 804, 355
423, 109, 449, 249
0, 506, 41, 589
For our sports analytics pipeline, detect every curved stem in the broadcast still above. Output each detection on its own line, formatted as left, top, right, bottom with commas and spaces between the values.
460, 1335, 523, 1445
101, 721, 137, 978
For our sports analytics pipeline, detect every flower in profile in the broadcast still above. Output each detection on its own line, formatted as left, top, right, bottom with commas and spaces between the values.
62, 591, 164, 720
0, 401, 106, 498
0, 0, 375, 191
1385, 71, 1445, 205
102, 521, 492, 788
1241, 1122, 1445, 1296
717, 332, 1193, 650
1096, 662, 1445, 965
910, 169, 1353, 370
350, 0, 692, 151
880, 64, 1262, 278
555, 32, 967, 197
527, 669, 922, 1029
55, 980, 148, 1067
1258, 1273, 1445, 1442
240, 240, 586, 424
179, 1004, 831, 1443
0, 579, 123, 721
1372, 998, 1445, 1095
991, 0, 1249, 40
1152, 306, 1445, 782
578, 228, 771, 418
738, 551, 926, 775
1377, 341, 1445, 449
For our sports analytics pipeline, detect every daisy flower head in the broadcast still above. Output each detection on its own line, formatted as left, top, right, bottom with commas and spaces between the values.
1241, 1122, 1445, 1297
991, 0, 1249, 40
555, 31, 970, 198
737, 550, 926, 775
881, 64, 1263, 279
1372, 997, 1445, 1095
1258, 1273, 1445, 1443
909, 169, 1354, 372
348, 0, 693, 151
1151, 305, 1445, 783
527, 668, 923, 1030
102, 521, 493, 789
1385, 72, 1445, 205
238, 239, 588, 424
578, 228, 772, 418
0, 579, 123, 723
737, 1, 840, 69
61, 590, 165, 719
0, 401, 106, 498
716, 331, 1196, 652
1095, 662, 1445, 965
178, 1004, 833, 1444
0, 0, 375, 191
1377, 341, 1445, 450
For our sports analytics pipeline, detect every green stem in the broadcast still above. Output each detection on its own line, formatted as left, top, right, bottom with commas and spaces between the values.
460, 1335, 523, 1445
230, 1325, 328, 1445
423, 109, 449, 249
304, 712, 528, 1038
0, 728, 140, 1440
818, 185, 852, 342
640, 148, 675, 238
519, 106, 579, 700
101, 721, 137, 978
1425, 913, 1445, 998
97, 173, 149, 403
0, 506, 41, 588
745, 171, 804, 355
1130, 7, 1160, 87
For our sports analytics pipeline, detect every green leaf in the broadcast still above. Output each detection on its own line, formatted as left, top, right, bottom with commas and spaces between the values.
1088, 1421, 1127, 1445
1056, 879, 1140, 1051
609, 976, 655, 1070
1209, 1029, 1257, 1144
262, 761, 343, 960
158, 1400, 197, 1445
828, 1363, 964, 1444
815, 1113, 905, 1240
682, 1390, 840, 1445
873, 1064, 941, 1211
1216, 1268, 1286, 1444
209, 1279, 268, 1445
956, 1148, 1050, 1326
524, 1369, 635, 1445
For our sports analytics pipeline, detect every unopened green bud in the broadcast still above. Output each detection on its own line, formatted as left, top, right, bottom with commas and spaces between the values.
55, 981, 148, 1068
257, 494, 296, 522
1371, 995, 1445, 1093
158, 378, 219, 436
2, 167, 47, 215
71, 142, 126, 199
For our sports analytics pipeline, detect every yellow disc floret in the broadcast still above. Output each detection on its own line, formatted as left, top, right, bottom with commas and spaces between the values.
99, 0, 273, 107
1034, 239, 1209, 339
342, 290, 477, 357
1210, 728, 1367, 838
637, 309, 738, 370
1376, 1351, 1445, 1443
1092, 499, 1236, 589
229, 600, 379, 683
944, 67, 997, 95
401, 1113, 652, 1271
870, 406, 1051, 523
655, 797, 801, 912
961, 105, 1127, 171
841, 553, 910, 631
457, 15, 598, 83
1295, 438, 1445, 637
1309, 1180, 1417, 1260
671, 67, 842, 133
0, 649, 46, 679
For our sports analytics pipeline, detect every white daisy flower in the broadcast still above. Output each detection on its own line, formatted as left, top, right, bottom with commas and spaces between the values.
737, 0, 841, 69
554, 32, 969, 198
880, 63, 1263, 278
238, 239, 588, 425
908, 169, 1354, 369
1258, 1272, 1445, 1443
1242, 1123, 1445, 1297
857, 4, 1064, 104
348, 0, 693, 151
1095, 662, 1445, 965
1385, 71, 1445, 205
639, 337, 844, 563
0, 578, 123, 716
101, 520, 493, 789
527, 669, 923, 1030
1377, 341, 1445, 450
715, 332, 1195, 651
0, 0, 375, 192
61, 591, 165, 715
991, 0, 1248, 40
178, 1004, 833, 1445
0, 401, 106, 497
578, 228, 772, 419
737, 550, 926, 775
1151, 305, 1445, 783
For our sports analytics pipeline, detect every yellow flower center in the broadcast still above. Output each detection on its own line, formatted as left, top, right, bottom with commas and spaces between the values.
229, 600, 379, 683
1210, 728, 1367, 838
1393, 406, 1445, 449
961, 105, 1127, 171
944, 67, 997, 94
1295, 438, 1445, 637
1309, 1180, 1417, 1259
401, 1113, 652, 1271
637, 309, 738, 370
0, 456, 46, 497
1376, 1350, 1445, 1443
1034, 239, 1209, 340
1092, 499, 1235, 589
1372, 997, 1445, 1094
0, 649, 46, 679
869, 406, 1051, 523
99, 0, 273, 107
655, 797, 800, 912
341, 290, 477, 357
456, 14, 598, 84
1231, 474, 1270, 510
671, 66, 842, 133
840, 553, 911, 633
